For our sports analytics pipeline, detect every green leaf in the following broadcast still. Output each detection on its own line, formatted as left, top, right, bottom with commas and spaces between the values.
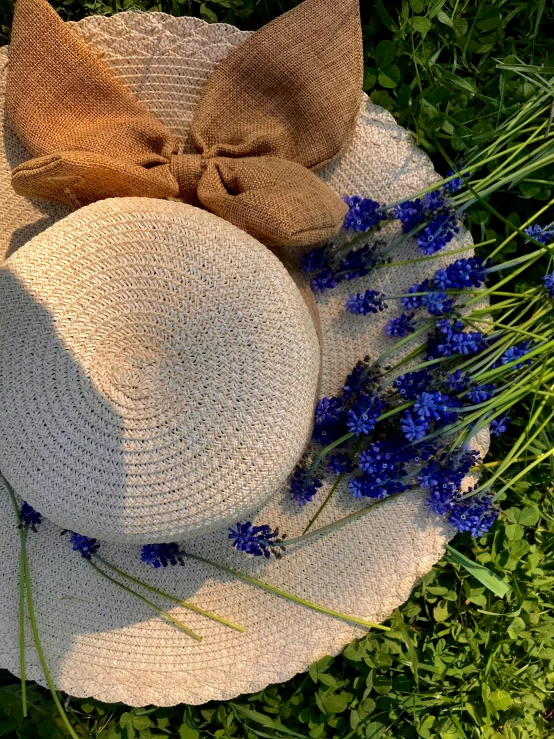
446, 545, 511, 598
365, 720, 387, 739
179, 727, 199, 739
437, 10, 453, 27
433, 600, 450, 622
489, 689, 512, 711
374, 40, 396, 69
370, 90, 395, 111
378, 64, 401, 88
374, 0, 398, 31
231, 704, 309, 738
409, 0, 425, 12
411, 16, 432, 35
199, 3, 218, 22
518, 506, 541, 527
363, 68, 378, 91
396, 84, 411, 109
321, 692, 348, 714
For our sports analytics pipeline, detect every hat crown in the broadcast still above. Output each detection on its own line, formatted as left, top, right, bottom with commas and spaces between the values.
0, 198, 321, 543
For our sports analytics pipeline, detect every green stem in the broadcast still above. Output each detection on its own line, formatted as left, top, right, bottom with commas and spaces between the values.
284, 494, 399, 547
19, 529, 27, 719
94, 555, 244, 633
303, 473, 345, 534
86, 559, 203, 641
180, 552, 390, 631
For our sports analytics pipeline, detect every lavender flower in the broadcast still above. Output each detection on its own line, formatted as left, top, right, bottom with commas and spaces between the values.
490, 414, 511, 436
311, 268, 337, 293
417, 212, 459, 256
492, 340, 534, 369
335, 244, 378, 282
343, 196, 386, 232
385, 313, 415, 337
228, 522, 280, 558
401, 279, 430, 310
427, 319, 486, 358
141, 542, 183, 568
19, 501, 42, 530
401, 410, 428, 442
433, 256, 489, 290
543, 271, 554, 298
524, 223, 554, 246
445, 370, 470, 393
301, 246, 330, 274
313, 396, 348, 444
346, 395, 386, 436
466, 384, 494, 404
394, 370, 432, 400
326, 453, 355, 475
70, 533, 99, 559
421, 291, 454, 316
345, 289, 387, 315
290, 466, 322, 506
448, 494, 499, 538
413, 391, 449, 421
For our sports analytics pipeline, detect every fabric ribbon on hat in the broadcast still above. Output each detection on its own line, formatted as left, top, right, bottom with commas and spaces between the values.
6, 0, 364, 247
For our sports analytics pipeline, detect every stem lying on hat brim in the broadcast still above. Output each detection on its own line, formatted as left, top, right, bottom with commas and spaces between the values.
180, 552, 390, 632
4, 477, 80, 739
93, 555, 245, 633
86, 559, 203, 642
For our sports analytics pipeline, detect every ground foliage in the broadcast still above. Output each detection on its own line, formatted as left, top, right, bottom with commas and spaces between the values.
0, 0, 553, 737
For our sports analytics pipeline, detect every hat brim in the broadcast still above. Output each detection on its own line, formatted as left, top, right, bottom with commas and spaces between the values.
0, 11, 488, 706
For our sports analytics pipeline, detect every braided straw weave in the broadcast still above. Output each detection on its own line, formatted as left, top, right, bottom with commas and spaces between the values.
0, 11, 489, 706
0, 198, 320, 542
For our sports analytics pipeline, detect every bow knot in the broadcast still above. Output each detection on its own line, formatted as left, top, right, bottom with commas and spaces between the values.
7, 0, 363, 248
169, 154, 204, 206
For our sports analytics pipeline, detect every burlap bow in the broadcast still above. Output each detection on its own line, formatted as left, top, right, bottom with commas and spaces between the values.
6, 0, 363, 247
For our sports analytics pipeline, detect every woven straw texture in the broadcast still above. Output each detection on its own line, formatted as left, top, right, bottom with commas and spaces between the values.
0, 11, 489, 706
0, 198, 320, 542
6, 0, 363, 247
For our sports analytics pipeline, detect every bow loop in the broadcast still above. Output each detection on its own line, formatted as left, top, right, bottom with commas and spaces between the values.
7, 0, 363, 247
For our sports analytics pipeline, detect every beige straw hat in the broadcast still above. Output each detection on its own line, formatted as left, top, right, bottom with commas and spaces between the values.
0, 0, 488, 706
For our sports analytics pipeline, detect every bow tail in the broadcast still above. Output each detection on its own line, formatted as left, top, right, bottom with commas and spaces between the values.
197, 157, 348, 248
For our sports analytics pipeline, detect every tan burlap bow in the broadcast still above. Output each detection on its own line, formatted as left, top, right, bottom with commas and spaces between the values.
6, 0, 363, 247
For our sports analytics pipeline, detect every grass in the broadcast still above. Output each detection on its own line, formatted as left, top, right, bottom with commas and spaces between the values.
0, 0, 554, 737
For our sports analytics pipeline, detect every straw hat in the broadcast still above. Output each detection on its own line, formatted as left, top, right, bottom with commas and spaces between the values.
0, 0, 488, 706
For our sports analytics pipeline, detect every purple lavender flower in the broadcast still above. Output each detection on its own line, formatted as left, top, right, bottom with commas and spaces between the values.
401, 279, 430, 310
342, 359, 378, 400
290, 466, 322, 506
19, 501, 42, 530
417, 212, 459, 255
70, 533, 99, 559
445, 370, 470, 393
543, 272, 554, 298
466, 384, 494, 404
422, 291, 454, 316
448, 494, 499, 538
490, 414, 511, 437
313, 396, 348, 444
434, 256, 488, 290
228, 522, 279, 558
401, 410, 429, 442
343, 196, 386, 232
394, 370, 432, 400
346, 395, 386, 436
141, 542, 183, 568
421, 450, 480, 517
385, 313, 416, 337
427, 319, 486, 358
301, 246, 330, 274
326, 453, 355, 475
524, 223, 554, 246
442, 165, 465, 195
345, 290, 387, 315
492, 340, 534, 369
335, 244, 378, 282
311, 268, 337, 293
413, 391, 449, 421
